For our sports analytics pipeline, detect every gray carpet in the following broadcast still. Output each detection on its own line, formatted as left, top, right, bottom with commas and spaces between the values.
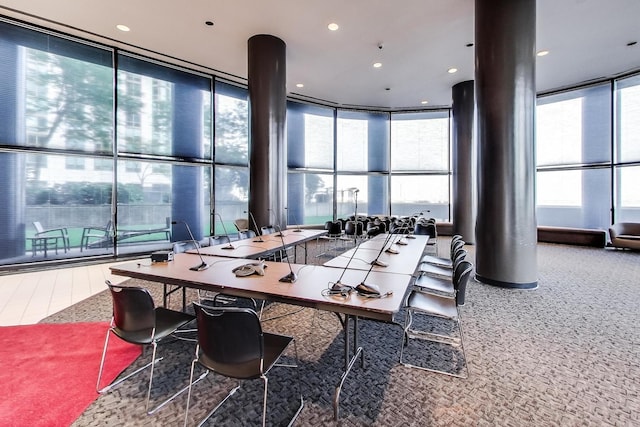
42, 238, 640, 426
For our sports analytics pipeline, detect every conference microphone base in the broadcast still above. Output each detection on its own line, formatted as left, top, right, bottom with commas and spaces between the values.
370, 259, 389, 267
190, 262, 211, 271
253, 238, 265, 243
385, 247, 400, 254
406, 235, 417, 239
221, 245, 235, 250
293, 228, 303, 232
279, 272, 297, 283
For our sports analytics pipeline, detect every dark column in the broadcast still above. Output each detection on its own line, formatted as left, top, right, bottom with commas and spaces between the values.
475, 0, 538, 289
0, 39, 26, 258
171, 83, 204, 241
247, 35, 287, 230
452, 80, 476, 244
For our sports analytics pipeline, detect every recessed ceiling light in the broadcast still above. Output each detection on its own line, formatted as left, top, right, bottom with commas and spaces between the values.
373, 62, 382, 68
421, 100, 429, 105
447, 68, 458, 74
296, 83, 304, 88
205, 21, 214, 26
116, 24, 130, 32
537, 50, 549, 57
328, 23, 339, 31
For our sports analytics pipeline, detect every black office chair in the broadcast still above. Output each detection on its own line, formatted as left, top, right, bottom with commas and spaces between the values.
184, 303, 304, 427
400, 260, 473, 378
97, 281, 195, 413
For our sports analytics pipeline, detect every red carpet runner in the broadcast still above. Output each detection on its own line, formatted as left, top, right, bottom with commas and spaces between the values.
0, 322, 141, 427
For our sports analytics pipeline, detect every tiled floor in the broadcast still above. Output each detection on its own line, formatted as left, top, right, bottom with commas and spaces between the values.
0, 260, 140, 326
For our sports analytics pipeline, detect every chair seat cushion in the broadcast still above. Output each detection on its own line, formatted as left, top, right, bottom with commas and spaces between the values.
617, 234, 640, 241
414, 275, 454, 295
407, 290, 458, 319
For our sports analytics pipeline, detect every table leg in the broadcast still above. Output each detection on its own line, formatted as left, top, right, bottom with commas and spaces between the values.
333, 314, 364, 420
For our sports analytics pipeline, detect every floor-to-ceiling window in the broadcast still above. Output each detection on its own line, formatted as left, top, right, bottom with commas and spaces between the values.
390, 111, 451, 220
116, 53, 213, 251
614, 74, 640, 223
535, 83, 612, 230
214, 81, 249, 235
0, 18, 215, 266
336, 110, 390, 218
287, 101, 335, 225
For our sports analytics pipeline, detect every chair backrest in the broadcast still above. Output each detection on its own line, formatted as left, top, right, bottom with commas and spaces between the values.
107, 281, 156, 343
344, 220, 363, 236
173, 240, 200, 254
453, 260, 473, 306
234, 218, 249, 231
450, 239, 465, 257
413, 222, 431, 236
33, 221, 45, 234
193, 303, 264, 378
327, 221, 342, 237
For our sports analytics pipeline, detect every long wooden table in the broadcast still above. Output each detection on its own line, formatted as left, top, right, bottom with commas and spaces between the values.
323, 234, 429, 275
111, 252, 413, 419
192, 229, 326, 263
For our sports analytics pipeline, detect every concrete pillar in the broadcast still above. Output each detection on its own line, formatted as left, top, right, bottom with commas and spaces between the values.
475, 0, 538, 289
247, 35, 287, 230
452, 80, 476, 244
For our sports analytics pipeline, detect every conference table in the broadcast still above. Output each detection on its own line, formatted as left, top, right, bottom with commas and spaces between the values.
323, 234, 429, 275
192, 229, 326, 263
110, 232, 428, 420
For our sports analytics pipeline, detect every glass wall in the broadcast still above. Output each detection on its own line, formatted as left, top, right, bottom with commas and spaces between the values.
287, 102, 335, 225
336, 110, 390, 217
214, 82, 249, 235
535, 83, 612, 230
0, 19, 215, 266
614, 74, 640, 222
390, 111, 450, 219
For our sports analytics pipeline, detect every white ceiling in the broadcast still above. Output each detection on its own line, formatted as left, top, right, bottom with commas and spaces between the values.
1, 0, 639, 109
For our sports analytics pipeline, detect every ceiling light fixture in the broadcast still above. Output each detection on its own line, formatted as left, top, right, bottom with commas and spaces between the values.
373, 62, 382, 68
116, 24, 130, 32
447, 67, 458, 74
328, 23, 339, 31
537, 50, 549, 57
421, 100, 429, 105
296, 83, 304, 88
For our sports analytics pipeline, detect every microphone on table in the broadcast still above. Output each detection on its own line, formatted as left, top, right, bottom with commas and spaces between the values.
213, 212, 234, 250
244, 210, 264, 242
368, 231, 398, 267
285, 207, 303, 232
329, 234, 369, 293
275, 225, 297, 283
268, 208, 284, 237
171, 220, 210, 271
